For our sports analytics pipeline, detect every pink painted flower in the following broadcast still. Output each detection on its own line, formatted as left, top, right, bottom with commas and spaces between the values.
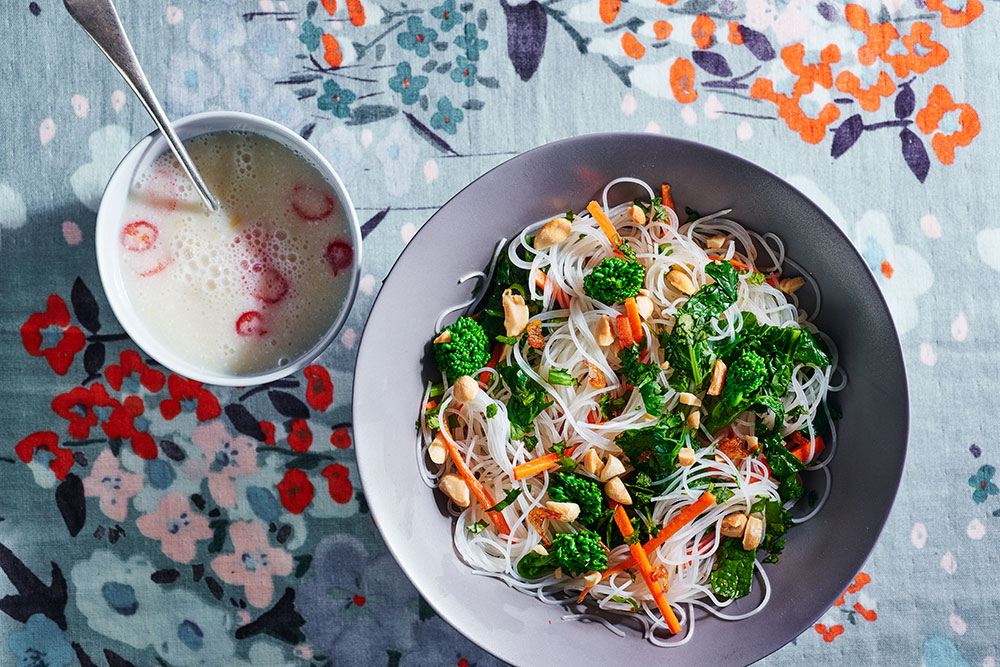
210, 521, 293, 608
190, 420, 259, 508
293, 644, 314, 660
136, 492, 212, 563
82, 449, 143, 522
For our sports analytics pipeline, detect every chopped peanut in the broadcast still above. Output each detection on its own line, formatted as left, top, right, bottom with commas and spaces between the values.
604, 477, 632, 505
594, 315, 615, 347
583, 449, 604, 476
677, 447, 696, 466
659, 360, 671, 370
428, 432, 448, 464
746, 435, 760, 452
705, 235, 727, 249
502, 288, 529, 337
433, 330, 452, 344
667, 269, 697, 295
438, 474, 470, 508
721, 513, 748, 538
778, 276, 806, 295
534, 217, 573, 250
634, 295, 654, 320
598, 454, 626, 482
554, 567, 563, 580
707, 359, 727, 397
686, 410, 701, 429
453, 375, 479, 403
532, 544, 549, 556
582, 571, 602, 588
678, 392, 701, 407
742, 515, 764, 550
628, 205, 647, 225
546, 501, 581, 522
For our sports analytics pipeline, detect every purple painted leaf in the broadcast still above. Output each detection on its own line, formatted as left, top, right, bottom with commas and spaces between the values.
56, 473, 86, 537
0, 542, 68, 629
501, 0, 547, 81
225, 403, 266, 441
83, 342, 105, 380
900, 128, 929, 182
403, 111, 460, 156
739, 26, 776, 61
103, 650, 135, 667
71, 277, 100, 333
360, 208, 390, 239
235, 588, 306, 644
692, 50, 733, 78
268, 390, 310, 420
72, 642, 98, 667
895, 85, 915, 119
817, 2, 838, 21
831, 115, 864, 158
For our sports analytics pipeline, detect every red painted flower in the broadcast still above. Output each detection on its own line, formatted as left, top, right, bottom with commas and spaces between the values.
287, 419, 313, 453
51, 384, 118, 440
15, 431, 74, 480
277, 469, 314, 514
104, 395, 158, 459
259, 421, 276, 445
105, 349, 165, 393
303, 365, 333, 411
159, 375, 221, 421
20, 295, 86, 376
330, 427, 352, 450
321, 463, 353, 504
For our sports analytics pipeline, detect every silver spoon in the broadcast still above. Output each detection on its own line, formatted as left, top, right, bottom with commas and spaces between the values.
64, 0, 220, 212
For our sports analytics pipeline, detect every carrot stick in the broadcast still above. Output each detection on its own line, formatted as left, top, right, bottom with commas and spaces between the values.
534, 269, 546, 289
441, 420, 510, 535
602, 491, 716, 580
478, 343, 504, 385
790, 435, 825, 464
587, 201, 621, 246
512, 445, 578, 480
613, 505, 682, 634
616, 314, 634, 347
708, 255, 751, 272
660, 183, 676, 215
536, 270, 570, 308
624, 297, 643, 341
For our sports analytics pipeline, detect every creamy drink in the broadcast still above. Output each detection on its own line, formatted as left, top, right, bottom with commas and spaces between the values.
117, 131, 354, 375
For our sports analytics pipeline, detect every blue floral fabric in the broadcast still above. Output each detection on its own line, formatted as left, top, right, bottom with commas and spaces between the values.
0, 1, 997, 665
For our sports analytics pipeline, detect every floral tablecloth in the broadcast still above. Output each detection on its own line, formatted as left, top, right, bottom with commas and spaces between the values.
0, 0, 996, 665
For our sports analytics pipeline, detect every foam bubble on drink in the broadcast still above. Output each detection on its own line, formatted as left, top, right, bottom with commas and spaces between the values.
118, 131, 353, 375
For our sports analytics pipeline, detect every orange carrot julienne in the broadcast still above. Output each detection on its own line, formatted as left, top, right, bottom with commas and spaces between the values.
425, 400, 437, 411
536, 270, 571, 308
441, 421, 510, 535
587, 200, 621, 246
624, 297, 643, 341
616, 314, 634, 347
790, 434, 825, 464
478, 343, 504, 385
512, 445, 578, 480
661, 183, 675, 214
534, 269, 546, 289
602, 491, 716, 581
708, 255, 751, 272
613, 504, 682, 634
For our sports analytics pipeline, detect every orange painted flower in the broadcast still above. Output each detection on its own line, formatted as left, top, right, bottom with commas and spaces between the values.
835, 70, 895, 112
750, 78, 840, 145
670, 58, 698, 104
781, 43, 840, 95
599, 0, 621, 24
621, 33, 645, 59
692, 14, 716, 49
925, 0, 983, 28
321, 33, 343, 68
845, 4, 898, 65
883, 22, 948, 78
728, 21, 743, 45
653, 20, 673, 41
915, 85, 981, 164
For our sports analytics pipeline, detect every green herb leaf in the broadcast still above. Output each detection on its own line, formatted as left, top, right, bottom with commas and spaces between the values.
710, 537, 756, 599
485, 404, 498, 419
495, 334, 519, 345
467, 520, 488, 534
523, 434, 538, 452
745, 271, 766, 285
548, 368, 579, 386
486, 488, 522, 512
611, 595, 640, 612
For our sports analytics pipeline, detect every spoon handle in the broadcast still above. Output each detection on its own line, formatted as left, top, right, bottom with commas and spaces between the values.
64, 0, 219, 212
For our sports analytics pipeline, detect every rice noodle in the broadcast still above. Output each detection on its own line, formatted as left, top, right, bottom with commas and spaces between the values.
416, 180, 841, 645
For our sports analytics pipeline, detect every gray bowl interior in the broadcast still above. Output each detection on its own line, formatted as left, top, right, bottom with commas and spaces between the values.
353, 134, 908, 666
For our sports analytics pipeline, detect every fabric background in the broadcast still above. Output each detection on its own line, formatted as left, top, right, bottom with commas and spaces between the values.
0, 0, 997, 665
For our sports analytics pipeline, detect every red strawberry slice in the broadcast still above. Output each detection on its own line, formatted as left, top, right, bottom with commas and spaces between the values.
139, 258, 173, 277
290, 184, 336, 221
324, 240, 353, 277
236, 311, 267, 336
121, 221, 158, 252
246, 264, 289, 304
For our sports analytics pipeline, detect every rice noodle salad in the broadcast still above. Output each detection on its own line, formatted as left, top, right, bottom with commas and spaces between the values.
416, 177, 844, 646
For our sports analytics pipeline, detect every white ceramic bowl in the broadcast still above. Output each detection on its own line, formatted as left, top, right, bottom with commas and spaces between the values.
95, 111, 361, 386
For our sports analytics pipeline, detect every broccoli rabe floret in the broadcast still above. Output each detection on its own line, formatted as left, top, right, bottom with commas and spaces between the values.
721, 348, 766, 405
583, 258, 645, 305
516, 530, 609, 578
548, 474, 603, 525
433, 317, 490, 381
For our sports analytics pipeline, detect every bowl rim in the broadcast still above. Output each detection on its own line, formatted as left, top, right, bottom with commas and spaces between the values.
352, 131, 910, 665
95, 110, 362, 386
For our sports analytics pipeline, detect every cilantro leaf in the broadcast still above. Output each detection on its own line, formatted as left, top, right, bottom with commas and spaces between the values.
486, 488, 522, 512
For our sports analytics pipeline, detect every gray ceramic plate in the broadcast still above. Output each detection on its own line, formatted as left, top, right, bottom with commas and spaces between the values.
353, 134, 908, 666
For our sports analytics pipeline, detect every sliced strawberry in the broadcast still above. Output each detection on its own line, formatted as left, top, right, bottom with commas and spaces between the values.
246, 264, 289, 304
121, 221, 158, 252
324, 240, 353, 276
139, 258, 172, 277
290, 184, 336, 221
236, 311, 267, 336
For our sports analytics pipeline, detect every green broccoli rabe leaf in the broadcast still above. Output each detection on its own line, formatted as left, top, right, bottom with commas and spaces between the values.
763, 436, 804, 482
548, 368, 579, 386
615, 414, 685, 478
549, 473, 604, 525
638, 382, 666, 416
499, 364, 553, 433
685, 206, 702, 223
792, 329, 831, 367
487, 488, 522, 512
779, 476, 804, 502
599, 392, 629, 421
682, 261, 739, 322
710, 537, 756, 600
618, 344, 659, 388
516, 531, 609, 578
477, 246, 538, 342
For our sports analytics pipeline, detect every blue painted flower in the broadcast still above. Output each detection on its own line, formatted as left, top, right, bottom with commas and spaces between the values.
7, 614, 74, 667
450, 56, 477, 87
299, 21, 323, 52
430, 97, 464, 135
397, 16, 438, 58
317, 80, 356, 119
969, 464, 998, 503
388, 62, 428, 105
454, 22, 488, 61
431, 0, 463, 32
